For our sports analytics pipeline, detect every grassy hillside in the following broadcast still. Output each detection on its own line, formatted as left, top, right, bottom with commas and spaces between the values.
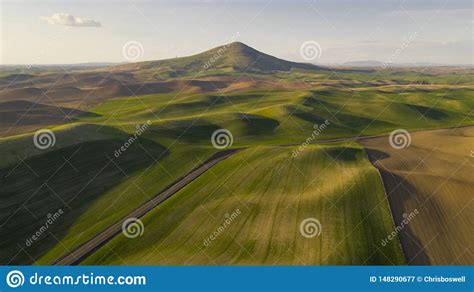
82, 144, 405, 265
0, 124, 216, 264
115, 42, 323, 75
86, 86, 474, 146
1, 79, 473, 265
0, 42, 472, 266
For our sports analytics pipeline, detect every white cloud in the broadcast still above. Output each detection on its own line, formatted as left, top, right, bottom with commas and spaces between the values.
41, 13, 102, 27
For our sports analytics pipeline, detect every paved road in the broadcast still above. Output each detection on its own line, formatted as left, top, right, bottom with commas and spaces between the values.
54, 148, 241, 265
54, 125, 470, 265
53, 136, 364, 265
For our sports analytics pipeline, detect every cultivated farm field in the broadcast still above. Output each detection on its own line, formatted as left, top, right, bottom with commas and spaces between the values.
0, 42, 472, 265
82, 145, 405, 265
361, 126, 474, 265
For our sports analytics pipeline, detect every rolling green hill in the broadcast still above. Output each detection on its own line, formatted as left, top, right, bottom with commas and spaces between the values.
0, 42, 472, 265
82, 144, 405, 265
115, 42, 324, 75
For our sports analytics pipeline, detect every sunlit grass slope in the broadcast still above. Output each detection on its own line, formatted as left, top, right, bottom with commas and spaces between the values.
1, 62, 472, 265
87, 86, 474, 146
83, 144, 405, 265
0, 124, 216, 264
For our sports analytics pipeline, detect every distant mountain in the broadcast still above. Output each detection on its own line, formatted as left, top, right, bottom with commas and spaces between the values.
342, 60, 385, 67
338, 60, 474, 68
391, 62, 474, 68
0, 63, 119, 69
114, 42, 324, 75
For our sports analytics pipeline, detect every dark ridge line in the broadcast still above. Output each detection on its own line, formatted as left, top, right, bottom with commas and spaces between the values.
53, 148, 241, 266
53, 124, 471, 265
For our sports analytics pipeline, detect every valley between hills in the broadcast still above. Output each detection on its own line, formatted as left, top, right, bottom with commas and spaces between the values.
0, 42, 472, 265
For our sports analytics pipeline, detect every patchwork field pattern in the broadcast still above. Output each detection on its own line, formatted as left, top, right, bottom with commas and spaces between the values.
0, 42, 473, 265
82, 145, 405, 265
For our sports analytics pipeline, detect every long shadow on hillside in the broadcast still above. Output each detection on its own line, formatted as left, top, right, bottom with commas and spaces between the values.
364, 148, 431, 265
207, 94, 262, 105
237, 113, 280, 136
287, 106, 331, 125
150, 113, 280, 143
403, 104, 449, 121
323, 146, 361, 162
154, 94, 260, 118
0, 100, 102, 137
287, 105, 393, 136
0, 132, 168, 264
293, 96, 395, 133
150, 119, 223, 143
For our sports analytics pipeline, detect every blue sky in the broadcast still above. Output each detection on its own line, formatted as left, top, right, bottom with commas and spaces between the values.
1, 0, 472, 64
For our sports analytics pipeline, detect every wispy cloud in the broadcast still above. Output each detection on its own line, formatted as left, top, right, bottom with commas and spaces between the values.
41, 13, 102, 27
